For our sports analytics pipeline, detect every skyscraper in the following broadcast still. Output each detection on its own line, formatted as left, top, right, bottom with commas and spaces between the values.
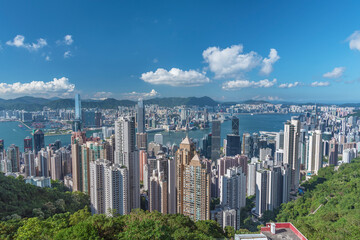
242, 133, 252, 158
74, 94, 82, 131
115, 116, 140, 212
33, 129, 45, 154
0, 139, 4, 153
211, 120, 221, 161
75, 93, 82, 120
307, 130, 323, 174
90, 159, 128, 216
329, 138, 338, 166
176, 136, 196, 215
231, 116, 239, 135
226, 134, 241, 156
136, 98, 145, 133
283, 119, 300, 192
7, 144, 20, 173
182, 154, 211, 221
149, 170, 168, 214
24, 136, 33, 152
24, 151, 35, 177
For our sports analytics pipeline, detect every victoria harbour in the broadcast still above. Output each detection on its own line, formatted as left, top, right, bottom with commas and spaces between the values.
0, 113, 295, 150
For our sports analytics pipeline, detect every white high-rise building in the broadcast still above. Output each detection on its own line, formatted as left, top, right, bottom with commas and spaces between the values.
283, 119, 300, 191
307, 130, 323, 174
24, 151, 36, 177
114, 116, 140, 212
220, 167, 246, 210
90, 159, 128, 216
247, 163, 256, 196
104, 164, 128, 216
90, 159, 106, 215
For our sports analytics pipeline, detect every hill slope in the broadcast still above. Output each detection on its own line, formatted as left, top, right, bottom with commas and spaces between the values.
0, 174, 89, 220
276, 159, 360, 239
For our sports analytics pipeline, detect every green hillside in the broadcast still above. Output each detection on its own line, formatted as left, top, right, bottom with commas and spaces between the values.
0, 208, 227, 239
277, 159, 360, 240
0, 174, 89, 220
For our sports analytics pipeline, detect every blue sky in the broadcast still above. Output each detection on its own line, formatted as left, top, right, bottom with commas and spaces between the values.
0, 0, 360, 103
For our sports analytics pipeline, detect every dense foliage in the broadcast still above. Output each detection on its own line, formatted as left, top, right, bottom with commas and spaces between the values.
0, 173, 89, 220
277, 159, 360, 239
0, 208, 226, 239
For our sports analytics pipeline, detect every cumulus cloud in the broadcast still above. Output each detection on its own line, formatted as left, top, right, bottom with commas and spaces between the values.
6, 35, 47, 51
64, 51, 72, 58
141, 68, 210, 87
347, 30, 360, 51
252, 95, 281, 101
260, 48, 280, 75
222, 78, 277, 90
203, 44, 262, 78
311, 81, 330, 87
56, 35, 74, 45
279, 82, 300, 88
0, 77, 75, 98
202, 44, 279, 78
123, 89, 160, 100
93, 91, 113, 100
64, 35, 73, 45
323, 67, 345, 79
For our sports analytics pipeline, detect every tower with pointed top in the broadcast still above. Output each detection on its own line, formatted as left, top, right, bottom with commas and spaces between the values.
176, 136, 210, 221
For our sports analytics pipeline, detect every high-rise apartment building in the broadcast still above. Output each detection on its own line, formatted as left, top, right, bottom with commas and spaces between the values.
115, 116, 140, 211
307, 130, 323, 174
283, 119, 300, 191
176, 136, 210, 221
328, 138, 338, 165
182, 154, 211, 221
220, 167, 246, 210
90, 159, 128, 216
7, 144, 20, 173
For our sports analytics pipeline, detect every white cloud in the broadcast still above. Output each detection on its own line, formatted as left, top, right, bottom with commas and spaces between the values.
279, 82, 300, 88
93, 91, 113, 100
252, 95, 281, 101
311, 81, 330, 87
260, 48, 280, 75
6, 35, 47, 51
64, 51, 72, 58
203, 44, 262, 78
123, 89, 160, 100
222, 78, 277, 90
141, 68, 210, 87
45, 55, 51, 61
153, 58, 158, 63
347, 30, 360, 51
202, 44, 279, 78
0, 77, 75, 98
64, 35, 73, 45
323, 67, 345, 79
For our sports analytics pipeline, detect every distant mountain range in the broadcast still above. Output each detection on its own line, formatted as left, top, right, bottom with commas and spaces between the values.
0, 96, 220, 110
0, 96, 358, 111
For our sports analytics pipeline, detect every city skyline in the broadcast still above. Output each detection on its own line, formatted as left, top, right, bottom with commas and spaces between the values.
0, 1, 360, 103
